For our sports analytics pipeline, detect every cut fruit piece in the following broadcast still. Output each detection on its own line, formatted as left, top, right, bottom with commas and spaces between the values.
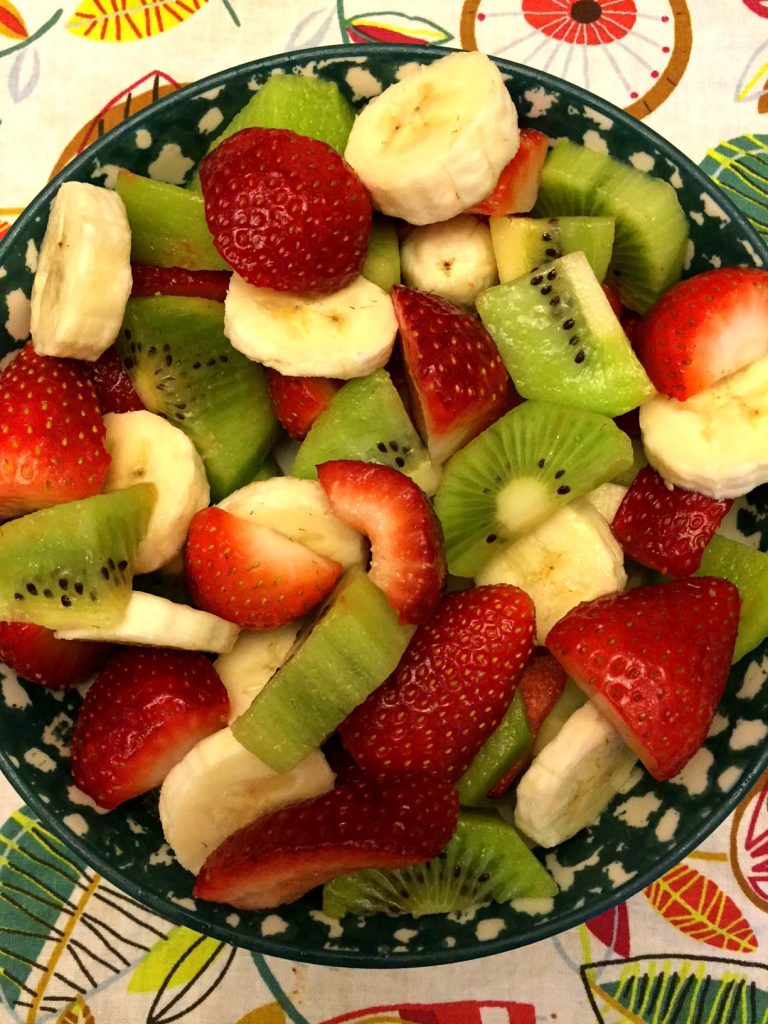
489, 215, 615, 284
0, 621, 114, 688
214, 625, 301, 722
698, 534, 768, 663
362, 218, 401, 293
85, 346, 144, 414
456, 691, 531, 806
265, 370, 340, 441
477, 251, 655, 418
532, 676, 588, 756
232, 569, 414, 772
130, 264, 231, 302
611, 439, 648, 488
469, 128, 549, 217
434, 400, 632, 578
323, 809, 557, 919
584, 482, 628, 525
399, 215, 498, 309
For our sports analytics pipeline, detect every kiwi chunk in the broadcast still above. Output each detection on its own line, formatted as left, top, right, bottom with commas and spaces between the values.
477, 251, 654, 417
490, 216, 615, 283
0, 485, 155, 630
323, 809, 558, 919
231, 568, 415, 772
457, 691, 531, 806
435, 400, 632, 578
362, 218, 401, 292
532, 677, 587, 755
697, 535, 768, 663
118, 296, 278, 501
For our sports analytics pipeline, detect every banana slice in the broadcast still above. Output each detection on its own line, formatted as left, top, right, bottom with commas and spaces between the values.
344, 50, 519, 225
224, 273, 397, 379
476, 499, 626, 646
514, 700, 638, 848
640, 355, 768, 498
159, 728, 334, 873
31, 182, 132, 360
583, 482, 628, 526
102, 411, 209, 574
214, 625, 300, 722
56, 592, 238, 653
400, 215, 498, 308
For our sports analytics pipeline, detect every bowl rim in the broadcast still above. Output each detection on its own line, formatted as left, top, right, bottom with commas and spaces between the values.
1, 42, 768, 970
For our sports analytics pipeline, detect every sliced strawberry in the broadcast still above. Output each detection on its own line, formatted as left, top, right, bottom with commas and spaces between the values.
602, 282, 623, 318
71, 648, 229, 809
265, 369, 339, 440
611, 467, 733, 577
392, 286, 510, 465
185, 506, 342, 629
546, 578, 740, 781
130, 263, 231, 303
340, 585, 535, 781
0, 621, 115, 689
86, 346, 144, 414
469, 128, 549, 216
635, 267, 768, 400
0, 344, 110, 520
316, 460, 444, 624
193, 774, 458, 910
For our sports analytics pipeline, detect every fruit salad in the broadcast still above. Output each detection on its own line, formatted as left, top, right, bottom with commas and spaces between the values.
1, 49, 767, 923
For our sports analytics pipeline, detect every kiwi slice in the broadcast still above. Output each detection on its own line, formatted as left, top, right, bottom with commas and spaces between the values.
531, 677, 587, 755
322, 809, 558, 919
117, 296, 278, 501
490, 216, 615, 283
231, 568, 415, 773
457, 691, 531, 807
0, 485, 155, 630
435, 400, 632, 578
362, 218, 401, 292
612, 438, 648, 487
477, 251, 654, 417
292, 369, 440, 495
697, 535, 768, 663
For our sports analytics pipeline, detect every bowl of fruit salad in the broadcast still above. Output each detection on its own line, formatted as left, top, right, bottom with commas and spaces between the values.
0, 42, 767, 968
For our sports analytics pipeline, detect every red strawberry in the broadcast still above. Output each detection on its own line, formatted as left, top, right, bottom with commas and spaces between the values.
86, 346, 144, 415
316, 460, 444, 624
546, 578, 740, 781
469, 128, 549, 216
130, 263, 231, 303
602, 282, 624, 318
611, 467, 733, 577
392, 286, 510, 465
0, 621, 115, 688
265, 369, 339, 440
71, 648, 229, 809
340, 585, 535, 780
635, 267, 768, 400
199, 127, 372, 295
194, 774, 458, 910
185, 506, 342, 629
0, 344, 110, 520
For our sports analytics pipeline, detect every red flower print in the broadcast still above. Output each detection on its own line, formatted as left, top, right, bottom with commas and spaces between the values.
522, 0, 637, 45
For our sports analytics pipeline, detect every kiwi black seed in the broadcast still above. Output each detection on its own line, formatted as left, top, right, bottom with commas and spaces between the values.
489, 214, 615, 284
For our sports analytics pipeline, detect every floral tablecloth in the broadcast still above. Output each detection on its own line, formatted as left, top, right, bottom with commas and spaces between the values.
2, 2, 768, 1021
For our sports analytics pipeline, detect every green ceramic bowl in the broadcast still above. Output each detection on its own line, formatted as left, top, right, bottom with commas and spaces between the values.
0, 44, 766, 969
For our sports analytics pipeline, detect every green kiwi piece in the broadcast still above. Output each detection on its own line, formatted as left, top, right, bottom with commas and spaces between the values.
117, 296, 278, 502
697, 535, 768, 663
362, 218, 401, 292
532, 678, 587, 755
489, 216, 615, 283
231, 568, 415, 772
477, 251, 654, 417
435, 400, 632, 578
457, 691, 531, 806
250, 454, 282, 483
322, 809, 558, 919
0, 485, 155, 630
612, 439, 648, 487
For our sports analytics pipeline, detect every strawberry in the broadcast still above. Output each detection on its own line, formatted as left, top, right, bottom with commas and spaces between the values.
316, 460, 445, 624
602, 282, 623, 319
130, 263, 231, 303
265, 369, 339, 440
392, 286, 510, 465
0, 621, 115, 688
193, 774, 458, 910
611, 467, 733, 577
546, 578, 740, 781
185, 506, 342, 629
71, 648, 229, 809
469, 128, 549, 216
85, 346, 144, 414
340, 585, 535, 780
635, 267, 768, 400
0, 344, 110, 520
199, 127, 372, 295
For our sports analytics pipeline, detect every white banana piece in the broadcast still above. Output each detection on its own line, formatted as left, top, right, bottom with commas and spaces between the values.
400, 215, 498, 308
514, 700, 638, 848
640, 354, 768, 498
102, 411, 209, 574
344, 51, 518, 225
159, 729, 334, 873
224, 273, 397, 379
583, 482, 628, 526
31, 182, 132, 360
476, 499, 626, 646
214, 625, 300, 722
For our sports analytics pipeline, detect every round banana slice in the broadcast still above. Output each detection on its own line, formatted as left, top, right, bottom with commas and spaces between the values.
400, 215, 498, 308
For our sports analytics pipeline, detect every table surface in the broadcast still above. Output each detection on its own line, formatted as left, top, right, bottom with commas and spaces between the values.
2, 2, 768, 1021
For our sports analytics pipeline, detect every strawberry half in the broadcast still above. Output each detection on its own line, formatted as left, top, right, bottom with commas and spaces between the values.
469, 128, 549, 216
185, 506, 342, 629
0, 621, 115, 688
635, 267, 768, 400
193, 774, 458, 911
130, 263, 231, 303
340, 585, 535, 780
316, 460, 444, 624
85, 346, 144, 414
611, 467, 733, 577
0, 344, 110, 519
71, 648, 229, 809
392, 286, 510, 465
546, 578, 740, 781
265, 369, 339, 440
